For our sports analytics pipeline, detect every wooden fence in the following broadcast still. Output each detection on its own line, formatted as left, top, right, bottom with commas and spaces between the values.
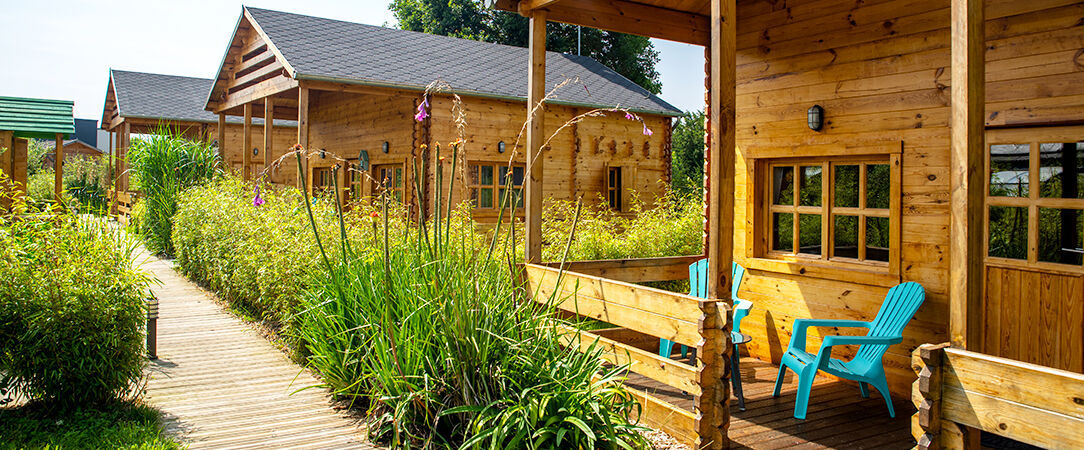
523, 261, 730, 448
109, 190, 137, 225
912, 343, 1084, 449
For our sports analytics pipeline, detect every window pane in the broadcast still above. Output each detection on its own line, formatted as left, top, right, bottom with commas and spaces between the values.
989, 144, 1029, 197
866, 164, 891, 209
480, 165, 494, 185
988, 206, 1028, 260
773, 166, 794, 206
798, 214, 821, 255
1038, 142, 1084, 199
834, 165, 859, 207
833, 215, 859, 259
469, 165, 478, 184
1038, 207, 1083, 265
799, 166, 822, 207
499, 166, 509, 185
479, 188, 493, 208
512, 166, 525, 186
394, 168, 403, 188
772, 212, 793, 252
866, 216, 890, 262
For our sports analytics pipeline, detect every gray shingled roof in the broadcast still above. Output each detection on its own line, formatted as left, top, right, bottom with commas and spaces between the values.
245, 7, 681, 116
111, 70, 292, 126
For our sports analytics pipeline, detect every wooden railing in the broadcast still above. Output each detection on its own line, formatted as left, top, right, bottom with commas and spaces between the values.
108, 190, 137, 225
912, 343, 1084, 449
523, 263, 730, 449
535, 255, 703, 283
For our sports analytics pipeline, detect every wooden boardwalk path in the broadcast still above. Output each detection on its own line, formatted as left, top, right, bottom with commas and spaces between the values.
138, 248, 374, 449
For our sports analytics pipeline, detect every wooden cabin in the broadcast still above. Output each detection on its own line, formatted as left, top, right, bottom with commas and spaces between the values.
100, 69, 298, 192
203, 7, 680, 218
496, 0, 1084, 448
0, 96, 74, 204
42, 139, 104, 168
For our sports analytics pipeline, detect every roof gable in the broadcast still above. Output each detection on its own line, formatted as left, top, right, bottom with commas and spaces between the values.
229, 7, 680, 116
0, 96, 74, 140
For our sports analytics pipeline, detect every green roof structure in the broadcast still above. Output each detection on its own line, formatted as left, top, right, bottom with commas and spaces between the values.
0, 96, 75, 140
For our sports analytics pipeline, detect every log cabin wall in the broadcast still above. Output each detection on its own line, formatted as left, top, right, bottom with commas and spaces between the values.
219, 123, 299, 185
427, 95, 672, 221
731, 0, 1084, 395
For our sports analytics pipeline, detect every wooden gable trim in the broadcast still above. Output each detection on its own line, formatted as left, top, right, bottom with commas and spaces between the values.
101, 74, 121, 130
496, 0, 709, 45
207, 8, 297, 114
242, 7, 296, 78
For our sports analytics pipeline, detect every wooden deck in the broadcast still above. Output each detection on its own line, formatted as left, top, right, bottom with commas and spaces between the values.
139, 247, 374, 449
625, 357, 915, 449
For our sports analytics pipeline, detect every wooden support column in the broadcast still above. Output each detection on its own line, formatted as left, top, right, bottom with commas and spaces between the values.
1, 130, 11, 210
912, 342, 950, 449
524, 9, 546, 264
120, 122, 130, 192
699, 0, 736, 448
242, 103, 253, 181
54, 133, 64, 201
263, 97, 274, 176
948, 0, 985, 350
217, 114, 226, 168
297, 87, 310, 191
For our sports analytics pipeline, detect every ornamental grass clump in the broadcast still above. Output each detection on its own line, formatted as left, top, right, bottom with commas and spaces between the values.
127, 124, 219, 256
0, 173, 152, 408
294, 145, 647, 449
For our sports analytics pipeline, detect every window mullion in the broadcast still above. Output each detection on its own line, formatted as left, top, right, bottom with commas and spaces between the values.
793, 165, 799, 255
1028, 142, 1039, 263
859, 163, 867, 261
821, 161, 830, 260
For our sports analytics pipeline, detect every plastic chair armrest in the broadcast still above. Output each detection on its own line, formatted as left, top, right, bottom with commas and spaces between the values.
821, 335, 902, 348
788, 319, 871, 354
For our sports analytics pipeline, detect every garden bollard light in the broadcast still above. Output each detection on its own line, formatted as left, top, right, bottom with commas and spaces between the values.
146, 295, 159, 359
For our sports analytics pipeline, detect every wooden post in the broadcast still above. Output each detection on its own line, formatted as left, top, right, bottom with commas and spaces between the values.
297, 87, 310, 191
948, 0, 985, 350
524, 9, 547, 264
120, 122, 130, 192
242, 103, 252, 181
54, 133, 64, 201
698, 1, 736, 448
912, 343, 950, 449
0, 130, 11, 210
217, 113, 226, 169
263, 96, 274, 176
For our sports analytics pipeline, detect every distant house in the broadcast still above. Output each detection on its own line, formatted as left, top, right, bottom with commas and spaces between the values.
205, 7, 680, 218
100, 70, 298, 190
42, 139, 104, 168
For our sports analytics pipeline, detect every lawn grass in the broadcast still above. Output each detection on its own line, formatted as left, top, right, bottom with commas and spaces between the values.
0, 401, 181, 450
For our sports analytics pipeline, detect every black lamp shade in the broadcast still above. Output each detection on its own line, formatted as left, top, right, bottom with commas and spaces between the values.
498, 141, 506, 153
382, 141, 389, 153
807, 105, 824, 131
252, 147, 259, 156
320, 149, 326, 159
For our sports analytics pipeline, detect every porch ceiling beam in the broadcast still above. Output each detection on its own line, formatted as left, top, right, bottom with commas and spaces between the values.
498, 0, 709, 46
948, 0, 986, 350
517, 0, 565, 13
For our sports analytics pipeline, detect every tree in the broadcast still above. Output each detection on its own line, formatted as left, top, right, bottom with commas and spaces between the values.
670, 110, 705, 196
388, 0, 662, 94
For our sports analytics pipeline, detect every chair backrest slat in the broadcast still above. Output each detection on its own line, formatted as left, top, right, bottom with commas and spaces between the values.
688, 259, 745, 300
856, 282, 925, 362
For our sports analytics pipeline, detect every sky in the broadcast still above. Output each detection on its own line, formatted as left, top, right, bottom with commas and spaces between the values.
0, 0, 704, 121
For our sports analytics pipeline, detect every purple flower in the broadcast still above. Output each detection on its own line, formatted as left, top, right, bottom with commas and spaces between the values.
624, 111, 635, 120
642, 123, 653, 136
415, 97, 429, 121
253, 185, 265, 207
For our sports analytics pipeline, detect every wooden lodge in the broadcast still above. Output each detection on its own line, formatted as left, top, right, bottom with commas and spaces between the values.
204, 7, 680, 218
494, 0, 1084, 448
100, 69, 298, 192
0, 96, 74, 204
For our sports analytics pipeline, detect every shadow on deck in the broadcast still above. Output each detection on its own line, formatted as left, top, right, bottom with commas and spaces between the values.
625, 358, 914, 449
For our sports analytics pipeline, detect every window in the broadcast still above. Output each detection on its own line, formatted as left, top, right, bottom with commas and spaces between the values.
608, 167, 623, 210
348, 164, 363, 201
312, 167, 334, 194
987, 127, 1084, 269
372, 164, 404, 203
469, 163, 524, 210
763, 156, 897, 267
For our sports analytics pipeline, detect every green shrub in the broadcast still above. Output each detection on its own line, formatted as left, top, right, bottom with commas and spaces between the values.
295, 152, 647, 449
64, 155, 111, 213
26, 169, 54, 204
0, 400, 180, 450
128, 125, 219, 255
0, 185, 152, 407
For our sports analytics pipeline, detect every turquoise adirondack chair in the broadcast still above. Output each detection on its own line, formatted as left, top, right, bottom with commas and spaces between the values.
659, 260, 751, 359
772, 281, 925, 420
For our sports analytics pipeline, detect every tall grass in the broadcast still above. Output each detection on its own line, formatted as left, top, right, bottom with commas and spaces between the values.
127, 125, 219, 255
294, 147, 647, 449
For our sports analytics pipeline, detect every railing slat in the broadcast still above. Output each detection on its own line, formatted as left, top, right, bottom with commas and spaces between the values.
557, 324, 700, 396
625, 386, 699, 449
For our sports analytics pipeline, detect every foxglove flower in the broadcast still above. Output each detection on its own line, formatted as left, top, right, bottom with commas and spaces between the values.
415, 97, 430, 121
625, 111, 635, 120
643, 123, 653, 136
253, 185, 265, 207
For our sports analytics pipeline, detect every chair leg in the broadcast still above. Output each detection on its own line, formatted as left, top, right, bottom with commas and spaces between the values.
659, 339, 673, 358
859, 381, 870, 398
772, 364, 787, 398
793, 367, 817, 420
680, 344, 688, 359
871, 378, 895, 418
731, 343, 745, 411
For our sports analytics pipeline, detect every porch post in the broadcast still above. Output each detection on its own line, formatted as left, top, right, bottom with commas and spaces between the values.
700, 0, 736, 448
217, 113, 226, 169
120, 122, 130, 192
524, 10, 547, 264
298, 87, 310, 192
243, 103, 252, 181
264, 96, 274, 177
54, 133, 63, 201
948, 0, 985, 350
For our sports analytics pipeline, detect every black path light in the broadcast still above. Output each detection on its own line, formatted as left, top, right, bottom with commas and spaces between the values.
807, 105, 825, 132
146, 293, 159, 359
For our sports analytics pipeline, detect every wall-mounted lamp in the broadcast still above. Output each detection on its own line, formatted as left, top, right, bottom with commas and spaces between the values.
807, 105, 824, 132
382, 141, 389, 153
498, 141, 506, 153
252, 147, 259, 156
320, 149, 327, 159
358, 150, 370, 171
